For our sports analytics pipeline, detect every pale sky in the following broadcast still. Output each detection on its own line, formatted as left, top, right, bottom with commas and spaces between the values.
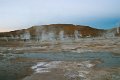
0, 0, 120, 32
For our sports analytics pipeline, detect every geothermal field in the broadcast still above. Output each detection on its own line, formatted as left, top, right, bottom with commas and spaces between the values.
0, 24, 120, 80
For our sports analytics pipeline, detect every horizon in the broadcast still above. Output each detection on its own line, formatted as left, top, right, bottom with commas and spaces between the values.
0, 0, 120, 32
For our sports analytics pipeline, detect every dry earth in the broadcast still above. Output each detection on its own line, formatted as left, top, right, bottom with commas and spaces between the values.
0, 37, 120, 54
0, 37, 120, 80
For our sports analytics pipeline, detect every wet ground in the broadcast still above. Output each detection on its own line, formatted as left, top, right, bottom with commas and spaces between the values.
0, 52, 120, 80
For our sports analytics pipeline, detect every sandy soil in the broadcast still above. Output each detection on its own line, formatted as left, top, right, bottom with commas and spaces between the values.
0, 37, 120, 54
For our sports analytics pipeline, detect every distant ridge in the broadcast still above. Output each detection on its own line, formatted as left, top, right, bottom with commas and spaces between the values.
0, 24, 119, 40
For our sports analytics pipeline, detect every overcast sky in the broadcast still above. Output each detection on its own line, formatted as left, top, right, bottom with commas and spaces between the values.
0, 0, 120, 32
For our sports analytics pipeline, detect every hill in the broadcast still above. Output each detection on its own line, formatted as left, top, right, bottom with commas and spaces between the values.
0, 24, 119, 41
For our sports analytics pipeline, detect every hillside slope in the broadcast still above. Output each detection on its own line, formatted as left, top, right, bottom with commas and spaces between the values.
0, 24, 119, 41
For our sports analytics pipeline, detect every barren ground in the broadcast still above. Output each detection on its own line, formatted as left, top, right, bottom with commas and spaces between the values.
0, 37, 120, 54
0, 37, 120, 80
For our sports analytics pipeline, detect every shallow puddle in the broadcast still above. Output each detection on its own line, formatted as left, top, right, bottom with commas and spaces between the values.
19, 52, 120, 67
